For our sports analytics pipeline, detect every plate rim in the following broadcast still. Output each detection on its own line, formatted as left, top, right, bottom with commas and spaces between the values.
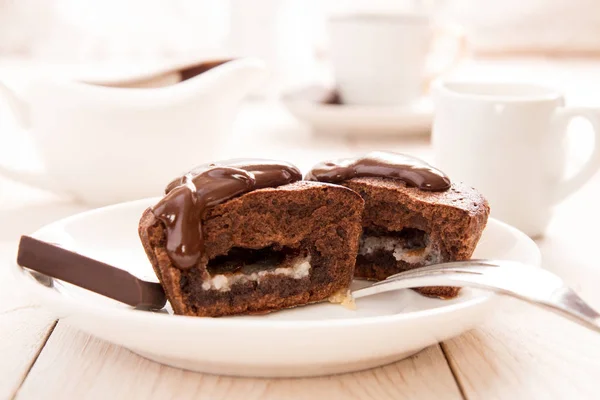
12, 198, 541, 330
280, 86, 433, 114
280, 87, 433, 136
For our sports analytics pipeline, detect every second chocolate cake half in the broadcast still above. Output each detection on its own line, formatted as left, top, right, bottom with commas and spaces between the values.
307, 151, 490, 298
139, 160, 364, 317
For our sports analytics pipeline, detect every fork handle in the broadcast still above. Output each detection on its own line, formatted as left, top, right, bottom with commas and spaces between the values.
353, 273, 600, 335
544, 287, 600, 334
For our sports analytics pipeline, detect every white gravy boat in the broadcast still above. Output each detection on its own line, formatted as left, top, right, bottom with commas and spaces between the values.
0, 58, 265, 205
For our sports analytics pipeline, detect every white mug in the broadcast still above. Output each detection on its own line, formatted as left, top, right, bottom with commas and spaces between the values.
0, 58, 265, 205
432, 81, 600, 237
327, 12, 463, 106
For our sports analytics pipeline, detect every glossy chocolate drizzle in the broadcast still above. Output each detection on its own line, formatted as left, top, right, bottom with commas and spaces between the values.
305, 151, 451, 191
151, 159, 302, 270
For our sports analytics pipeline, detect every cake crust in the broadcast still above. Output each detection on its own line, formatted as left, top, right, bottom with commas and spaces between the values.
139, 181, 364, 317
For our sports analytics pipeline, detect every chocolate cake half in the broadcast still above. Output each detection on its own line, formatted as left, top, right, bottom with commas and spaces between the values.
139, 159, 364, 317
306, 151, 490, 298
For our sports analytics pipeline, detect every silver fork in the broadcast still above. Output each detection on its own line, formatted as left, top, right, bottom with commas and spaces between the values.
353, 259, 600, 334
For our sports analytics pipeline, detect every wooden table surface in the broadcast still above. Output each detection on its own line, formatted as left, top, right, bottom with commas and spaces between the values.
1, 59, 600, 399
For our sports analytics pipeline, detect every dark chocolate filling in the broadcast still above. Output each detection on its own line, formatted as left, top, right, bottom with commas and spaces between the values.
179, 266, 312, 315
178, 245, 317, 314
357, 227, 439, 276
361, 227, 428, 250
206, 246, 305, 276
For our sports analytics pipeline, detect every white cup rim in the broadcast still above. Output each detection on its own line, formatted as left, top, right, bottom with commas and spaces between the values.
433, 80, 563, 103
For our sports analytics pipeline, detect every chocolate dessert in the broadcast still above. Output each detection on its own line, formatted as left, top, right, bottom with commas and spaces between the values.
139, 159, 364, 317
306, 151, 490, 298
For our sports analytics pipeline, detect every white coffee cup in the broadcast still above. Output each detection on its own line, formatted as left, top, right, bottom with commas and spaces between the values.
327, 12, 463, 106
432, 81, 600, 237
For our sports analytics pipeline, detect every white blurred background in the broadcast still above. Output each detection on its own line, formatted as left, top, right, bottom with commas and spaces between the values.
1, 0, 600, 95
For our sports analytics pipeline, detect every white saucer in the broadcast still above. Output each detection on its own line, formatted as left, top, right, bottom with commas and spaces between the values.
12, 198, 540, 377
282, 86, 434, 138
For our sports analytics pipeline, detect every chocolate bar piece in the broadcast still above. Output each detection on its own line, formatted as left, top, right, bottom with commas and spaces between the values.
17, 236, 166, 309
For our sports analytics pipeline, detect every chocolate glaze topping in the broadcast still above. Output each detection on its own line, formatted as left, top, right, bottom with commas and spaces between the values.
152, 159, 302, 270
306, 151, 451, 191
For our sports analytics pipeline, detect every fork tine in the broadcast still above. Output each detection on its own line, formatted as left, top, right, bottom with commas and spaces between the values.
367, 267, 481, 289
353, 272, 470, 299
370, 259, 521, 288
381, 259, 501, 282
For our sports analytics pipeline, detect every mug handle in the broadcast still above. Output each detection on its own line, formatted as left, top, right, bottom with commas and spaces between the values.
0, 81, 60, 193
423, 24, 467, 91
551, 107, 600, 203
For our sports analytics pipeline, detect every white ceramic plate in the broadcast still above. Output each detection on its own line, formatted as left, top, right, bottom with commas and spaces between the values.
282, 86, 433, 138
12, 199, 540, 377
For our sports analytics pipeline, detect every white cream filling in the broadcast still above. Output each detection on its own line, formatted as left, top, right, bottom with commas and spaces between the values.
201, 256, 311, 292
359, 235, 440, 265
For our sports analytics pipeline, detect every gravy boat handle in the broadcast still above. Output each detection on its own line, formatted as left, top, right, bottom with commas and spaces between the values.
0, 81, 63, 194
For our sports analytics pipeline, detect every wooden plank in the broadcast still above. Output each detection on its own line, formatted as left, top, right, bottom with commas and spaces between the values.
0, 186, 88, 398
16, 322, 463, 400
0, 310, 56, 399
441, 175, 600, 399
0, 242, 57, 399
442, 305, 600, 399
